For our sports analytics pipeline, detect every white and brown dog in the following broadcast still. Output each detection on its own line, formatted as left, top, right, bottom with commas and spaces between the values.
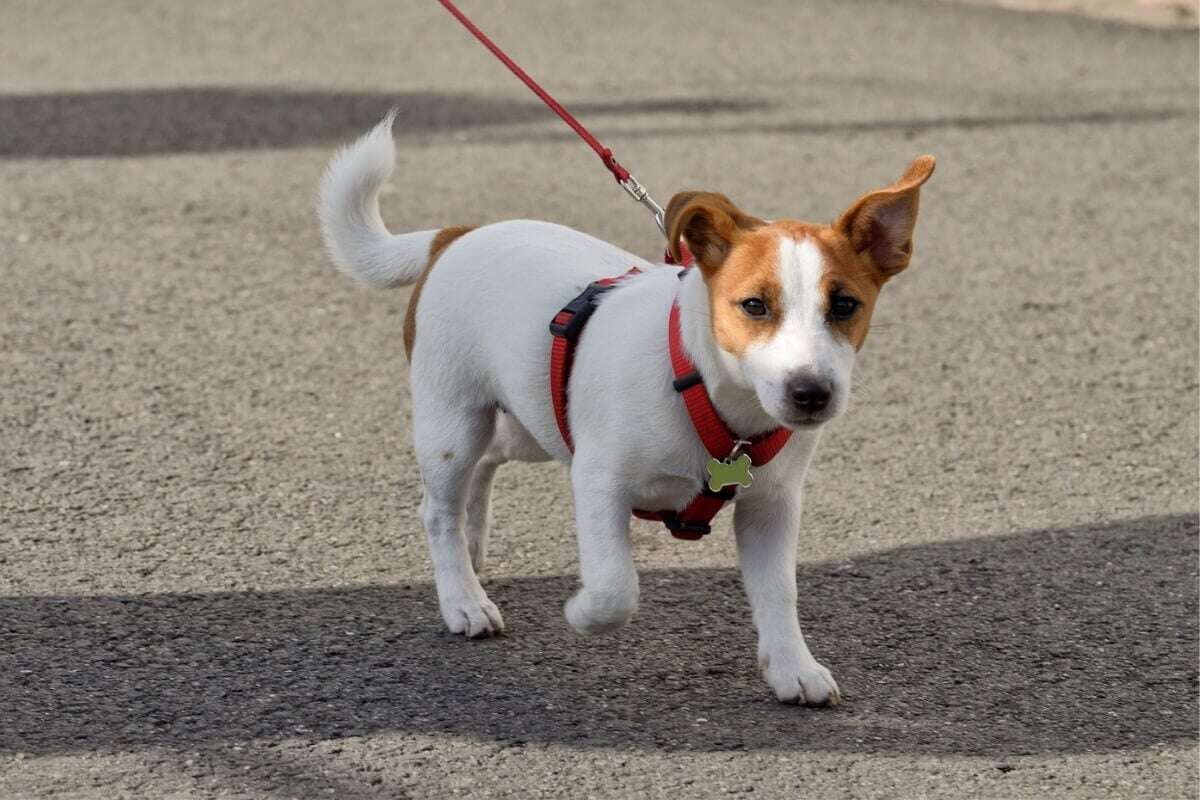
319, 113, 934, 706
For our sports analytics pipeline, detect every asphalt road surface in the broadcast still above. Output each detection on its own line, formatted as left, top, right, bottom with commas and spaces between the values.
2, 1, 1197, 798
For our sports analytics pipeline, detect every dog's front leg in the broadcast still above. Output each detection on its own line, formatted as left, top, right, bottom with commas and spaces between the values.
563, 457, 638, 635
734, 492, 841, 706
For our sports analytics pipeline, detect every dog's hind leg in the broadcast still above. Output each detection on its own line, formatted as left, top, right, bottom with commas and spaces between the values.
463, 410, 550, 574
463, 450, 502, 575
413, 400, 505, 638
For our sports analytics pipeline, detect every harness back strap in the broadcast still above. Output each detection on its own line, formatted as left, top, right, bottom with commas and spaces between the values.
549, 271, 639, 452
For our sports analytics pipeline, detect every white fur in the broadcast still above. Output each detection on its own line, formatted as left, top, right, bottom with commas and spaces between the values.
319, 112, 438, 288
321, 116, 849, 705
741, 237, 856, 424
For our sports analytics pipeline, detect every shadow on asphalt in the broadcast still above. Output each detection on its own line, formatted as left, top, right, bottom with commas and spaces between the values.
2, 514, 1196, 758
0, 88, 771, 158
499, 106, 1198, 143
5, 87, 1194, 160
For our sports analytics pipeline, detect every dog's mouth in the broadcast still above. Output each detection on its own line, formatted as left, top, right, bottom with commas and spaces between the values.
781, 412, 834, 430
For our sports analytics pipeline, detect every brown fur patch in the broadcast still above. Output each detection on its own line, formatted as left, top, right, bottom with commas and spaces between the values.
835, 155, 935, 278
663, 191, 764, 272
403, 226, 475, 360
692, 156, 933, 356
705, 222, 887, 355
810, 226, 884, 350
703, 226, 786, 357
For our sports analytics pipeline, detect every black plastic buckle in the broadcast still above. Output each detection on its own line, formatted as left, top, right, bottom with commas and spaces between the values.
672, 370, 704, 393
548, 282, 616, 341
700, 485, 737, 501
661, 515, 711, 537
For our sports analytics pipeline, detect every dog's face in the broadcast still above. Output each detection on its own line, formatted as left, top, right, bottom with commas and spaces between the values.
666, 156, 934, 429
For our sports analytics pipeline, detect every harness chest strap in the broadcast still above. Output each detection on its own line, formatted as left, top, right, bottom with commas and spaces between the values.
548, 270, 791, 540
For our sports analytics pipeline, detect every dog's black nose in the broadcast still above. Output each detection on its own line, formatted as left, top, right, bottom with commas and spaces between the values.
787, 375, 832, 413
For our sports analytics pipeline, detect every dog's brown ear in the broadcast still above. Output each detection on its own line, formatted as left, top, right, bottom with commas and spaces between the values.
665, 191, 764, 273
835, 155, 935, 279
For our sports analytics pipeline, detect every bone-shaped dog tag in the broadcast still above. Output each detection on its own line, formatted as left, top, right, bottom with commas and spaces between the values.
706, 453, 753, 493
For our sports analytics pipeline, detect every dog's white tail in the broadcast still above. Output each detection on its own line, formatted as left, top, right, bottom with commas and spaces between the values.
319, 111, 438, 289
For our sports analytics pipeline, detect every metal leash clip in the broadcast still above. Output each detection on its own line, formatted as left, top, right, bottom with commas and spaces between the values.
619, 173, 667, 236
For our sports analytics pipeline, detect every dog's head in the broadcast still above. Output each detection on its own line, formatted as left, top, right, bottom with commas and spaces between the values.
665, 156, 935, 429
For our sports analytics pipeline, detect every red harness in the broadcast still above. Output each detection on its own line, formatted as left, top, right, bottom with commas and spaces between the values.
548, 258, 792, 540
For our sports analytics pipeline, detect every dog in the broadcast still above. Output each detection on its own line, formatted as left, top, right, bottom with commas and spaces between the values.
319, 112, 934, 706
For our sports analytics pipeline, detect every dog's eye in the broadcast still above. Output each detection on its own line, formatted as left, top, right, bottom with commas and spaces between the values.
741, 298, 768, 318
829, 294, 860, 321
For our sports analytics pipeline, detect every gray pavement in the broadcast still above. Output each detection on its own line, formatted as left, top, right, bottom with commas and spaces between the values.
2, 1, 1197, 798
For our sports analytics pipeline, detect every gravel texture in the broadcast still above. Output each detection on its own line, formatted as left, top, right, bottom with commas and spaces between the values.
2, 1, 1197, 797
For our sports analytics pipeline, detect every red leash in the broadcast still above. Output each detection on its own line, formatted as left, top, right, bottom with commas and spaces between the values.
436, 0, 669, 236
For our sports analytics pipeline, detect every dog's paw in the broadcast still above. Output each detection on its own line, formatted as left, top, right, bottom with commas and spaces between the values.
761, 653, 841, 707
440, 593, 505, 639
564, 588, 637, 635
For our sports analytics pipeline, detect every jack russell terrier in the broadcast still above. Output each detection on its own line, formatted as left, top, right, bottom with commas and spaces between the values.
319, 112, 934, 706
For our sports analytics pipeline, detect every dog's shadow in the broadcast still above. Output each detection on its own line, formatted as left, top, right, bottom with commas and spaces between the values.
3, 514, 1195, 759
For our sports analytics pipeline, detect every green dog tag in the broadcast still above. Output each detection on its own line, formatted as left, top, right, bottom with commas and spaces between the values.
706, 453, 753, 492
